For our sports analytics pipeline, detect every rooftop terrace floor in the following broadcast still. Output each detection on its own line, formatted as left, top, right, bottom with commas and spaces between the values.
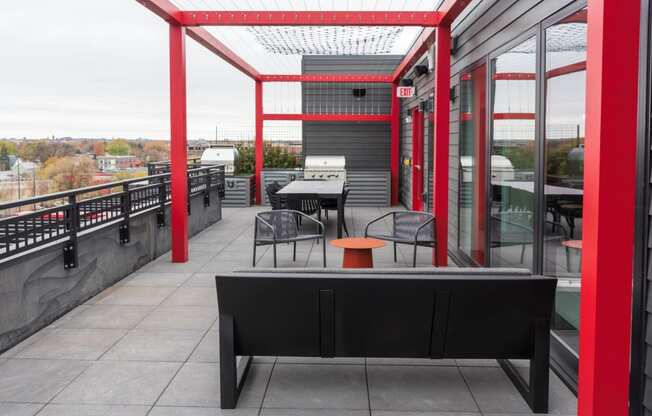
0, 206, 577, 415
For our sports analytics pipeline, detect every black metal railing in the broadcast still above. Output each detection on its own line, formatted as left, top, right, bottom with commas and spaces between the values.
0, 165, 225, 267
147, 158, 203, 176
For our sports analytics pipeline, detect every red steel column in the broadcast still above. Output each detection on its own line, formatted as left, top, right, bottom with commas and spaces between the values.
578, 1, 640, 415
390, 81, 400, 205
255, 81, 263, 204
169, 23, 188, 263
433, 26, 451, 266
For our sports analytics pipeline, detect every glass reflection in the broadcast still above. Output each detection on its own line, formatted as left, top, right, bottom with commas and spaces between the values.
490, 36, 537, 269
545, 8, 587, 355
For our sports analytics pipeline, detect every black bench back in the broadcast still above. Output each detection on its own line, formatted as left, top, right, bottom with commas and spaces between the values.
215, 273, 556, 360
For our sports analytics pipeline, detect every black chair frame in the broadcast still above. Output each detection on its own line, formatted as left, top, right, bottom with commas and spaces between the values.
365, 211, 437, 267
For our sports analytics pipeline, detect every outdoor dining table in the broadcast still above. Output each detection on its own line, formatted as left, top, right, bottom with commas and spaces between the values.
277, 180, 346, 238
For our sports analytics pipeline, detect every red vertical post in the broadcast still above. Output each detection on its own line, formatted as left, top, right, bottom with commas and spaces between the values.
255, 80, 263, 204
433, 26, 451, 266
169, 23, 188, 263
578, 1, 640, 415
412, 107, 424, 211
471, 64, 487, 265
390, 81, 400, 206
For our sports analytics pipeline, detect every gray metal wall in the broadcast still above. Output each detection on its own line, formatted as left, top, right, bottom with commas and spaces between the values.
302, 56, 402, 172
222, 175, 255, 207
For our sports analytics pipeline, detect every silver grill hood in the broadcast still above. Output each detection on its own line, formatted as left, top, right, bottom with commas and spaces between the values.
304, 156, 346, 181
304, 156, 346, 170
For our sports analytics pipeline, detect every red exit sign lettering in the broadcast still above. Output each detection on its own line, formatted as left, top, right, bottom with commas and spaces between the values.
397, 86, 415, 98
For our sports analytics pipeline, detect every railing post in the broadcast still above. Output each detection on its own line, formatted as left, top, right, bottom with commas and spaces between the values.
63, 194, 78, 269
204, 168, 211, 207
157, 176, 166, 227
119, 183, 131, 244
187, 174, 192, 215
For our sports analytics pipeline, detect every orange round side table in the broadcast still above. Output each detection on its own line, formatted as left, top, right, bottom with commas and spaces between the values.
330, 237, 386, 268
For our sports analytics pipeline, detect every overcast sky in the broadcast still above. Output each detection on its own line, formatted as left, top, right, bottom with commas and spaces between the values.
0, 0, 256, 140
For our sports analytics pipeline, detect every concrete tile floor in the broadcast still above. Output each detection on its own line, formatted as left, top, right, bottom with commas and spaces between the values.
0, 206, 577, 415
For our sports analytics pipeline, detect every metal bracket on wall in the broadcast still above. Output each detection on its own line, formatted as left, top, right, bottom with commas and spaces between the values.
204, 190, 210, 207
157, 209, 165, 227
63, 240, 77, 269
119, 222, 130, 244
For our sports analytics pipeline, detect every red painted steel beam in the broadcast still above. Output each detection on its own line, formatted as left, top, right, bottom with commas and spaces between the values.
411, 107, 424, 211
180, 11, 441, 27
462, 112, 536, 120
390, 82, 400, 206
255, 81, 263, 204
169, 24, 188, 263
260, 74, 393, 83
493, 72, 536, 81
438, 0, 473, 26
492, 62, 587, 81
136, 0, 181, 23
578, 1, 640, 415
432, 25, 450, 267
262, 114, 392, 122
186, 27, 261, 80
546, 61, 586, 79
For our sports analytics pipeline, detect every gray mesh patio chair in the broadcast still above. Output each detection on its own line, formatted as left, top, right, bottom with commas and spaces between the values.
365, 211, 436, 267
254, 210, 326, 268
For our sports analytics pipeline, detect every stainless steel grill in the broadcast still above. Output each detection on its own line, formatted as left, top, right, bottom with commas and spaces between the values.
200, 146, 240, 176
303, 155, 346, 181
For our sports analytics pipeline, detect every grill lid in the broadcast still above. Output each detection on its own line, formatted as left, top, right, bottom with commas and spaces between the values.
304, 155, 346, 170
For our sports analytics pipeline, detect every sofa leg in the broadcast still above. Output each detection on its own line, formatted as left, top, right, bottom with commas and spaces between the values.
219, 314, 253, 410
529, 319, 550, 413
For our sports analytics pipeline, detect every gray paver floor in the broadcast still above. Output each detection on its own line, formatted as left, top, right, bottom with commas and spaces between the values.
0, 206, 577, 415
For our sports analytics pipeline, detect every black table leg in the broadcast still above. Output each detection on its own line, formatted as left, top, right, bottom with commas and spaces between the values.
337, 194, 343, 239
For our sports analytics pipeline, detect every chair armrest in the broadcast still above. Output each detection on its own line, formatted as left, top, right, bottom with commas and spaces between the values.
415, 216, 436, 243
292, 210, 325, 236
255, 215, 276, 241
364, 211, 396, 237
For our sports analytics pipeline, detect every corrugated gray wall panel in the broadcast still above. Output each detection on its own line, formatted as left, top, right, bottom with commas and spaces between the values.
222, 175, 254, 207
303, 122, 390, 170
261, 170, 304, 205
302, 56, 401, 171
346, 171, 390, 207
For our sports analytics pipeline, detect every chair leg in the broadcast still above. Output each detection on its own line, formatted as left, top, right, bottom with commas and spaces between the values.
520, 244, 526, 264
322, 236, 326, 267
413, 244, 418, 268
342, 215, 349, 236
273, 243, 277, 268
325, 209, 329, 220
252, 243, 257, 267
293, 241, 296, 262
393, 242, 397, 262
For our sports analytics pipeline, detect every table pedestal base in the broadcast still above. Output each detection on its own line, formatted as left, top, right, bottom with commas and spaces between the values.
342, 248, 374, 268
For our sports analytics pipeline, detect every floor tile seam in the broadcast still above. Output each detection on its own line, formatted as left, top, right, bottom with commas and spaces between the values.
179, 315, 218, 365
42, 357, 99, 409
364, 357, 372, 416
456, 364, 483, 413
143, 360, 186, 415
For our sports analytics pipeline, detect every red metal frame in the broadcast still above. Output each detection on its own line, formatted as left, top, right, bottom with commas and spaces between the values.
390, 82, 400, 206
262, 114, 391, 122
260, 74, 393, 83
411, 107, 424, 211
470, 64, 487, 266
578, 1, 640, 415
137, 0, 181, 23
255, 81, 263, 204
432, 25, 451, 267
169, 23, 188, 263
180, 11, 441, 27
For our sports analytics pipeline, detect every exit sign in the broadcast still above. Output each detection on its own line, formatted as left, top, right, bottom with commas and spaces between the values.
397, 86, 415, 98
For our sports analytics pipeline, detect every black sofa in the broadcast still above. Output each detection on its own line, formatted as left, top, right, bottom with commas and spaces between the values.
215, 267, 556, 413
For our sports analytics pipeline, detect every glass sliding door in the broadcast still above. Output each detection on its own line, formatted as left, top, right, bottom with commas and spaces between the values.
459, 63, 487, 264
489, 36, 537, 269
544, 7, 587, 356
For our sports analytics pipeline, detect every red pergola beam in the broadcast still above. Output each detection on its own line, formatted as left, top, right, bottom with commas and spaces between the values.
260, 74, 393, 83
136, 0, 181, 23
180, 11, 441, 27
186, 27, 260, 80
263, 114, 391, 122
438, 0, 474, 26
578, 1, 640, 415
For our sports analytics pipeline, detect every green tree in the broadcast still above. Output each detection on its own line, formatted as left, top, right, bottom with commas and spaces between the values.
0, 145, 11, 170
106, 139, 130, 156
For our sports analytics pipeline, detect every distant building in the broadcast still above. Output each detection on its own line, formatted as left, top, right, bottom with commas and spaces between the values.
96, 155, 138, 172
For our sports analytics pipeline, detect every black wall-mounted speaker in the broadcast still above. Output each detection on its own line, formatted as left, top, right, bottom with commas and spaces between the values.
352, 88, 366, 98
399, 78, 414, 87
414, 65, 429, 76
